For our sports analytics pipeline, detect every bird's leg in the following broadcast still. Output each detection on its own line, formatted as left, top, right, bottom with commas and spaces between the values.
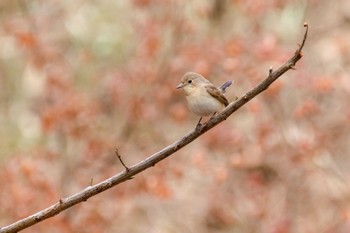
195, 117, 203, 129
210, 112, 217, 120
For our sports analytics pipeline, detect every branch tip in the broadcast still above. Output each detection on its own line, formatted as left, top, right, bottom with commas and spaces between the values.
298, 22, 308, 52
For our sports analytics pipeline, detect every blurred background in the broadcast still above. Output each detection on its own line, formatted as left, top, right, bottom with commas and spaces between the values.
1, 0, 350, 232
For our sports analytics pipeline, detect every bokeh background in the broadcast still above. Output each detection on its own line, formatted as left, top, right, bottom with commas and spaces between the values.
1, 0, 350, 232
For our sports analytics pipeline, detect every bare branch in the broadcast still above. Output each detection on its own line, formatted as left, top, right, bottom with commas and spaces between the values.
0, 24, 308, 233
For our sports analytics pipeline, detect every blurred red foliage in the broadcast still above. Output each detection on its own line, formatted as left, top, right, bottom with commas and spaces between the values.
1, 1, 350, 232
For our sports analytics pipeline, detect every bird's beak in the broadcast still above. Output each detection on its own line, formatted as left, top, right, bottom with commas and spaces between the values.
176, 82, 184, 89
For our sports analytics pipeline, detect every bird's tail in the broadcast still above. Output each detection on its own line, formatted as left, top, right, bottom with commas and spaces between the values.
219, 80, 233, 93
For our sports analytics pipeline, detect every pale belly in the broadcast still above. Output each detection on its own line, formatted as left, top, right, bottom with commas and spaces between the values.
186, 95, 223, 116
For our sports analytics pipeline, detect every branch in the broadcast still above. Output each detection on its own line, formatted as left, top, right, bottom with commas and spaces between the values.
0, 23, 308, 233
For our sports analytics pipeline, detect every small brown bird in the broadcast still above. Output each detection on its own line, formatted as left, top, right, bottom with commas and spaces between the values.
176, 72, 232, 126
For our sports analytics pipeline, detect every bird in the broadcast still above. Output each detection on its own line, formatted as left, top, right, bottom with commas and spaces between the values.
176, 72, 232, 127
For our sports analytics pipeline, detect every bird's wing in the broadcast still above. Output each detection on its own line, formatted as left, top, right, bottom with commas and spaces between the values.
205, 85, 229, 106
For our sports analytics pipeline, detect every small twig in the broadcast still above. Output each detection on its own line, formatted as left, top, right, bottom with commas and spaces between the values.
299, 22, 309, 52
115, 148, 129, 171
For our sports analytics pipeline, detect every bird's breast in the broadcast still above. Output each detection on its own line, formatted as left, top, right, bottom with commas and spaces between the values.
186, 91, 223, 117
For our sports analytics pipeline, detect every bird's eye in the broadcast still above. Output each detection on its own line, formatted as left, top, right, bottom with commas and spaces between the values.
188, 80, 192, 84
